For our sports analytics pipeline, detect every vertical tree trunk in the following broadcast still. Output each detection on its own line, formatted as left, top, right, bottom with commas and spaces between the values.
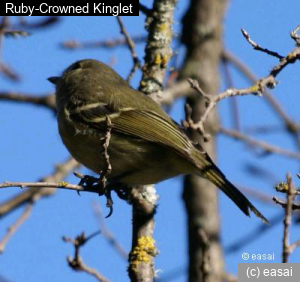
180, 1, 228, 282
128, 1, 177, 281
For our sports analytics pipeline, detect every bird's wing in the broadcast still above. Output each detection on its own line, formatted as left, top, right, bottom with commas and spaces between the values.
67, 102, 192, 157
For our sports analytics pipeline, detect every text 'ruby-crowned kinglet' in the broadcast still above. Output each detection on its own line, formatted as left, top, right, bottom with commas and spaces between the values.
48, 59, 268, 223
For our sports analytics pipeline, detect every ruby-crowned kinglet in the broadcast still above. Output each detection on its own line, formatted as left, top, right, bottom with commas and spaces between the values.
48, 59, 268, 223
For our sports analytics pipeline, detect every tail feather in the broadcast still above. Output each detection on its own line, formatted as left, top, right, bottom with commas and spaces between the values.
191, 148, 268, 224
205, 169, 269, 224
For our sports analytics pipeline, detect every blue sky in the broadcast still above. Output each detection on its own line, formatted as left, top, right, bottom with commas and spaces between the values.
1, 1, 300, 282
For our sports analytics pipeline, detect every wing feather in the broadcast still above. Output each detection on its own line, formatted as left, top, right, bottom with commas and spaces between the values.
68, 102, 192, 157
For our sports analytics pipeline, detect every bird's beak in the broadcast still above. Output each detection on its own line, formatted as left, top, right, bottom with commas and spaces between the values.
47, 76, 60, 85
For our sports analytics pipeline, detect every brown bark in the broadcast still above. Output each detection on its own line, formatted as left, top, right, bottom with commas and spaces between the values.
128, 1, 177, 281
180, 1, 228, 281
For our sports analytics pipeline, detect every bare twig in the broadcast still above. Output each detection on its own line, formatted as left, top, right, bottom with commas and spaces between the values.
273, 174, 299, 262
63, 232, 110, 282
139, 3, 151, 16
0, 203, 33, 253
282, 175, 295, 263
0, 17, 8, 60
162, 79, 195, 105
17, 16, 60, 29
244, 124, 289, 134
272, 197, 300, 210
290, 25, 300, 46
0, 157, 79, 218
221, 58, 241, 131
225, 214, 281, 253
3, 30, 29, 37
61, 35, 146, 50
0, 92, 56, 112
0, 62, 20, 81
0, 17, 27, 82
239, 186, 274, 205
93, 202, 128, 260
289, 239, 300, 253
219, 127, 300, 160
186, 27, 300, 140
0, 181, 82, 191
187, 42, 300, 140
241, 28, 284, 59
116, 16, 141, 82
222, 50, 300, 147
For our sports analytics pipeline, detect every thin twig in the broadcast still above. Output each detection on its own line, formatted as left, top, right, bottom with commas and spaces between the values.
116, 16, 141, 82
241, 28, 284, 59
0, 181, 83, 191
17, 16, 60, 29
239, 186, 274, 205
221, 58, 241, 131
0, 203, 33, 253
139, 3, 151, 16
185, 27, 300, 140
272, 197, 300, 210
222, 50, 300, 147
225, 214, 281, 253
282, 175, 295, 263
0, 62, 20, 81
63, 232, 110, 282
162, 79, 195, 105
0, 92, 56, 112
3, 30, 29, 37
220, 127, 300, 160
290, 25, 300, 46
289, 239, 300, 253
0, 157, 80, 218
273, 174, 299, 262
93, 202, 128, 260
60, 35, 146, 50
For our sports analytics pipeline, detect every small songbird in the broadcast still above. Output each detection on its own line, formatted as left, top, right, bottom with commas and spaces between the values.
48, 59, 268, 223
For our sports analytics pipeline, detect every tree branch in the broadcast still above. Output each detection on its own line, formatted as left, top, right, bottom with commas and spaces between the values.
0, 203, 33, 253
116, 16, 141, 82
273, 174, 299, 262
219, 127, 300, 160
0, 157, 79, 218
128, 1, 177, 281
63, 232, 110, 282
0, 92, 56, 112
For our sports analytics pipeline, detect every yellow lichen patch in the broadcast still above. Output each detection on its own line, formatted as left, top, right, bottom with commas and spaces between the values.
157, 23, 171, 37
161, 54, 170, 67
59, 181, 69, 187
129, 236, 157, 271
275, 182, 289, 192
251, 84, 260, 93
140, 80, 147, 87
154, 53, 162, 65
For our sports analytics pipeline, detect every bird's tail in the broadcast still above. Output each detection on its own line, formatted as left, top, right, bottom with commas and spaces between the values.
191, 149, 269, 224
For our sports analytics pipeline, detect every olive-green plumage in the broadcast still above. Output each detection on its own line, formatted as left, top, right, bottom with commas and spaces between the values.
49, 59, 268, 224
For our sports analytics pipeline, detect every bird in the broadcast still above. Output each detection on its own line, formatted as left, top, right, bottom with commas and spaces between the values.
48, 59, 268, 223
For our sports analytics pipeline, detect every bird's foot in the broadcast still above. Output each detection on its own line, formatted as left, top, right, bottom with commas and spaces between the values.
74, 171, 114, 217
